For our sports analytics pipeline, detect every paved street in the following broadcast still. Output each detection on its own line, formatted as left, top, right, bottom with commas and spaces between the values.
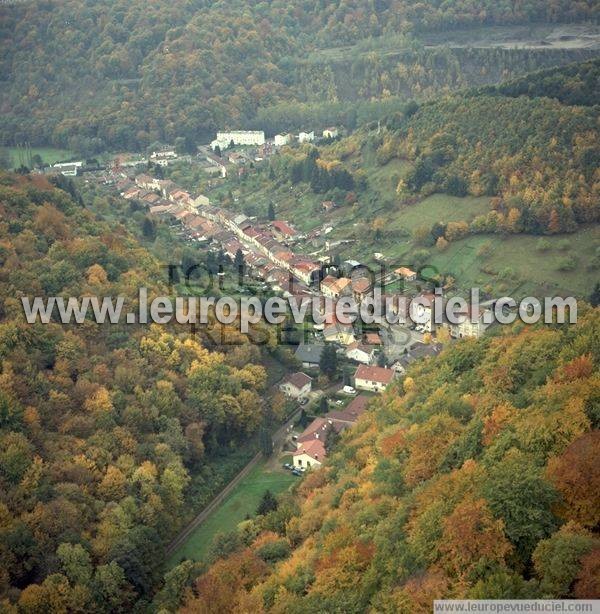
380, 324, 423, 361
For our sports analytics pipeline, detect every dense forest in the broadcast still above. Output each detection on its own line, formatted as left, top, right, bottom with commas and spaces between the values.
0, 172, 271, 611
0, 0, 598, 152
179, 308, 600, 612
342, 58, 600, 236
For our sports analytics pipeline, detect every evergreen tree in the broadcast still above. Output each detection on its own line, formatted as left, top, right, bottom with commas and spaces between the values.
320, 344, 338, 379
325, 428, 341, 454
234, 248, 245, 277
142, 217, 156, 240
256, 490, 278, 516
267, 202, 275, 221
590, 282, 600, 307
259, 426, 273, 457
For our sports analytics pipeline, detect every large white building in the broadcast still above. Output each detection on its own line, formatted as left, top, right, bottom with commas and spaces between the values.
52, 161, 83, 176
211, 130, 265, 151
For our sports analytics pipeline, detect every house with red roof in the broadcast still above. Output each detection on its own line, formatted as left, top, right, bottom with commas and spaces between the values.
279, 372, 312, 400
271, 220, 297, 241
354, 365, 396, 393
292, 395, 371, 468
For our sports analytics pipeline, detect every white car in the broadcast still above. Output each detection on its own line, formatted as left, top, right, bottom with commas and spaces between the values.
342, 385, 357, 395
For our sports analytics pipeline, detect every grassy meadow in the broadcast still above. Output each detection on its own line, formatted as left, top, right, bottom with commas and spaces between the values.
167, 462, 296, 566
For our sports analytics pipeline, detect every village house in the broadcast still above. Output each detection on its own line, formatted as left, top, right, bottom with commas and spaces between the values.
352, 277, 373, 302
410, 292, 438, 332
274, 133, 291, 147
354, 365, 396, 393
135, 174, 160, 191
279, 372, 312, 400
292, 260, 321, 286
320, 275, 352, 299
392, 342, 444, 375
294, 344, 325, 369
140, 192, 161, 206
149, 204, 173, 216
394, 266, 417, 282
271, 220, 297, 242
364, 332, 382, 346
345, 342, 376, 365
321, 200, 337, 212
323, 322, 356, 346
292, 395, 370, 469
122, 186, 142, 200
155, 179, 175, 198
227, 151, 244, 165
443, 304, 492, 339
191, 194, 210, 208
326, 394, 370, 427
298, 131, 315, 143
322, 127, 339, 139
293, 438, 326, 469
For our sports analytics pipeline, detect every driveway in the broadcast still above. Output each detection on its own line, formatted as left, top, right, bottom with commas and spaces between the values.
380, 323, 423, 361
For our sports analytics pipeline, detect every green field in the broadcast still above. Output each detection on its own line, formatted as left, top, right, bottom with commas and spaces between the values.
427, 226, 600, 298
7, 146, 74, 168
167, 461, 296, 566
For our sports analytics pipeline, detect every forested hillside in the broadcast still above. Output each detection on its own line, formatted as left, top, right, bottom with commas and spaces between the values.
0, 0, 598, 152
329, 58, 599, 237
0, 173, 269, 611
180, 309, 600, 612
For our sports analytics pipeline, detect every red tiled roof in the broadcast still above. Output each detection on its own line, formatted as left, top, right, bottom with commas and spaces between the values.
297, 417, 331, 444
395, 267, 417, 278
354, 365, 395, 385
294, 260, 320, 273
364, 333, 382, 345
271, 220, 297, 237
326, 394, 370, 423
283, 372, 312, 389
295, 438, 326, 462
352, 277, 372, 294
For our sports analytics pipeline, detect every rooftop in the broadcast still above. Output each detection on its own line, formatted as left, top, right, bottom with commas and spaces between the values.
283, 372, 312, 389
294, 344, 325, 364
355, 365, 395, 385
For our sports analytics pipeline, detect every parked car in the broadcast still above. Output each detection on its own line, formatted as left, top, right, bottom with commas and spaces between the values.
342, 385, 357, 395
298, 397, 308, 406
283, 463, 292, 470
292, 469, 302, 476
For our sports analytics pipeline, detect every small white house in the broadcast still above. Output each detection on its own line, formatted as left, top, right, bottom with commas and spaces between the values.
279, 372, 312, 399
274, 133, 291, 147
322, 127, 339, 139
293, 439, 325, 468
354, 365, 395, 393
346, 342, 376, 365
298, 131, 315, 143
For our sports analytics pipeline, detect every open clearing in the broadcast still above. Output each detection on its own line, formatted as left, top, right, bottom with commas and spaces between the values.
167, 461, 296, 566
7, 146, 74, 168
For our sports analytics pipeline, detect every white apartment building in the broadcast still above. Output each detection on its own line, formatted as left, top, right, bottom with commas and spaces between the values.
211, 131, 265, 150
